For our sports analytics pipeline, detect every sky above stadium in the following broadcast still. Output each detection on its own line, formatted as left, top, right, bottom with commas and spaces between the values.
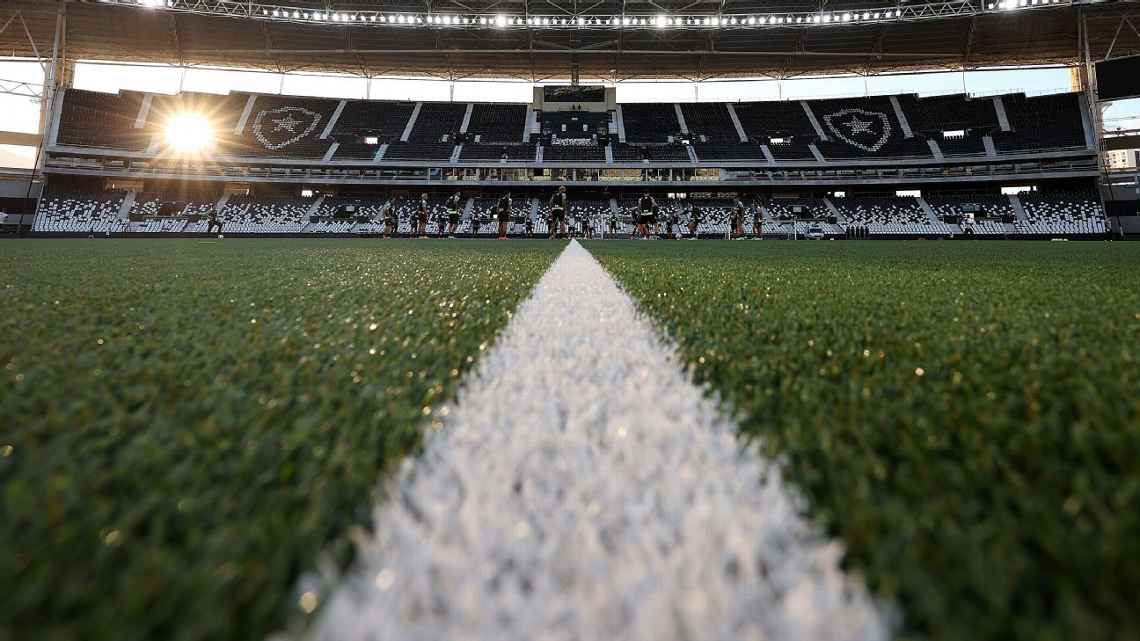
1, 58, 1137, 168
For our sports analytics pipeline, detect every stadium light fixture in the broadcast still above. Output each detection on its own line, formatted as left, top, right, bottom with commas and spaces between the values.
110, 0, 1072, 29
164, 112, 214, 155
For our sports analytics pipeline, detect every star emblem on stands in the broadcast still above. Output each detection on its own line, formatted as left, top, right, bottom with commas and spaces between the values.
273, 115, 301, 133
845, 116, 873, 135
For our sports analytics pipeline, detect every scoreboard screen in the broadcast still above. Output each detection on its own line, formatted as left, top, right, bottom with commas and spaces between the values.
543, 86, 605, 103
1096, 54, 1140, 101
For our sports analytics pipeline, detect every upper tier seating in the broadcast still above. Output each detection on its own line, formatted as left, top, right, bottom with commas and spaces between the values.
541, 112, 611, 140
680, 103, 740, 143
232, 95, 338, 158
900, 93, 997, 156
332, 100, 415, 143
467, 104, 527, 143
639, 145, 691, 161
408, 103, 466, 143
57, 89, 149, 151
622, 104, 682, 143
55, 89, 1091, 163
994, 93, 1087, 153
733, 101, 815, 140
1018, 191, 1106, 235
809, 97, 931, 159
693, 143, 765, 161
383, 144, 456, 161
34, 190, 127, 233
461, 144, 536, 161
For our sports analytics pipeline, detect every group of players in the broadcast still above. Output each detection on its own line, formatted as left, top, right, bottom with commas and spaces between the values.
379, 188, 762, 240
380, 188, 571, 240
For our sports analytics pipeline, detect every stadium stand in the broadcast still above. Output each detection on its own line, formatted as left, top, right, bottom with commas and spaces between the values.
329, 100, 416, 159
544, 145, 606, 162
34, 190, 128, 234
994, 93, 1087, 153
832, 197, 953, 235
810, 96, 932, 159
621, 104, 682, 143
233, 95, 338, 158
900, 93, 997, 156
382, 143, 456, 161
460, 144, 537, 161
680, 103, 740, 142
57, 89, 149, 151
467, 104, 527, 143
540, 112, 611, 140
407, 103, 466, 143
926, 194, 1015, 235
693, 143, 765, 161
1018, 190, 1106, 235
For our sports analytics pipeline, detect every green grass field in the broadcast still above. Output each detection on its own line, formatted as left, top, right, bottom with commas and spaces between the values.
0, 239, 563, 641
586, 240, 1140, 641
3, 238, 1139, 641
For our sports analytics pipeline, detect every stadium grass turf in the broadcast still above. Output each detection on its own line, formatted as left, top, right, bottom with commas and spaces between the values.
0, 239, 563, 641
585, 240, 1140, 641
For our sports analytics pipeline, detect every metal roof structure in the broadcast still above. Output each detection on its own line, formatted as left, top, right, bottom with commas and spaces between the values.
3, 1, 1140, 82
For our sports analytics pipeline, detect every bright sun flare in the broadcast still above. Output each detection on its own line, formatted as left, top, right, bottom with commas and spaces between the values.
164, 112, 214, 154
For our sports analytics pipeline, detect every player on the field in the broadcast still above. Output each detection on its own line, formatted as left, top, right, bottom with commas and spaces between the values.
665, 207, 678, 238
637, 192, 656, 239
752, 204, 763, 238
382, 200, 397, 237
206, 206, 223, 237
496, 192, 512, 240
549, 186, 568, 239
731, 198, 746, 238
688, 204, 702, 239
446, 191, 462, 237
607, 212, 618, 236
414, 193, 429, 238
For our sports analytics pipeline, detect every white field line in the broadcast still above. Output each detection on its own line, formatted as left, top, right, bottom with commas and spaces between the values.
305, 240, 892, 641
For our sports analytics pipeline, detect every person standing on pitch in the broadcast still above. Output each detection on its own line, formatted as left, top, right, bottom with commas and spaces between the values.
382, 200, 397, 238
688, 203, 702, 239
637, 192, 656, 239
752, 204, 763, 238
524, 214, 534, 238
497, 192, 512, 240
731, 198, 746, 238
446, 191, 462, 238
666, 207, 679, 238
416, 193, 430, 238
206, 206, 223, 237
549, 185, 568, 239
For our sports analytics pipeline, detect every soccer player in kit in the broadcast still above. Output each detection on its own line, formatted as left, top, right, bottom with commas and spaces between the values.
731, 198, 746, 238
382, 201, 397, 237
637, 192, 656, 239
446, 191, 462, 237
206, 206, 223, 236
752, 204, 763, 237
416, 193, 430, 238
496, 192, 512, 240
524, 214, 534, 237
665, 208, 679, 238
549, 186, 568, 239
688, 203, 702, 239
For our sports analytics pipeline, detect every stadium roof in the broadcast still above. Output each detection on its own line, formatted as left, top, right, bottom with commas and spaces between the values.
4, 0, 1140, 81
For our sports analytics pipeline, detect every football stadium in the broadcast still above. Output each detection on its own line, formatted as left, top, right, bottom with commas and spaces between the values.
1, 1, 1139, 640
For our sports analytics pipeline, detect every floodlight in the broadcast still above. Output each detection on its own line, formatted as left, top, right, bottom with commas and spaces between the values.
164, 112, 214, 154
